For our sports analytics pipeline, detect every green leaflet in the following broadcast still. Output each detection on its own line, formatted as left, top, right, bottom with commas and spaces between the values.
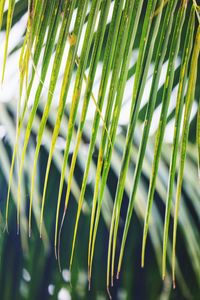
162, 4, 195, 280
109, 0, 167, 283
88, 0, 138, 283
1, 0, 15, 83
117, 0, 178, 276
54, 0, 111, 260
172, 23, 200, 287
21, 0, 58, 117
110, 0, 170, 281
55, 0, 102, 248
65, 0, 125, 278
96, 0, 161, 283
29, 0, 76, 237
22, 0, 35, 90
88, 0, 151, 287
16, 1, 60, 234
52, 0, 102, 263
0, 0, 6, 29
16, 0, 61, 232
5, 0, 52, 230
40, 0, 89, 236
88, 1, 138, 277
141, 0, 187, 270
19, 0, 47, 107
55, 0, 123, 276
20, 0, 58, 118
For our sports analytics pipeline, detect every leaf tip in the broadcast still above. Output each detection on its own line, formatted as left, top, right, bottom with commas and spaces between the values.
107, 285, 112, 300
173, 280, 176, 289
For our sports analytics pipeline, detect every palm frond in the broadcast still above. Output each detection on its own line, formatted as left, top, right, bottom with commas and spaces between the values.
0, 0, 200, 295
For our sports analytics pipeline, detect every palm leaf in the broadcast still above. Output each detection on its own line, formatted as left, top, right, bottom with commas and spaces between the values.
0, 0, 200, 295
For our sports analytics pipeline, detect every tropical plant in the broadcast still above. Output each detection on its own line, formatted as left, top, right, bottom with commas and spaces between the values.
0, 0, 200, 299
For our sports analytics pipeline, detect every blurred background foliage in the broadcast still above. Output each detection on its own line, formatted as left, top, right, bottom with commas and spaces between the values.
0, 0, 200, 299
